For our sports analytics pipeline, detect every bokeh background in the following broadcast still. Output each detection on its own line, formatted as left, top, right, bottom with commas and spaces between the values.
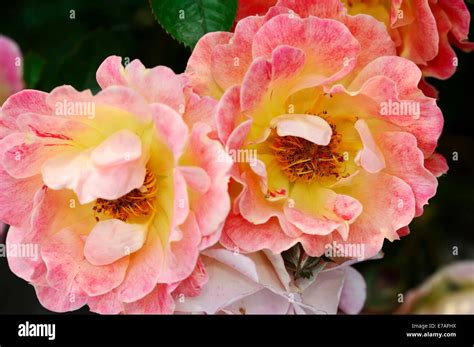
0, 0, 473, 314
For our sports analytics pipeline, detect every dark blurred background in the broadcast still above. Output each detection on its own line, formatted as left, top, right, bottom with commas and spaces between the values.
0, 0, 473, 314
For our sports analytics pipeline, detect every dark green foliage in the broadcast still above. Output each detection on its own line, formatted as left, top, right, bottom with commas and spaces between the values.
150, 0, 237, 48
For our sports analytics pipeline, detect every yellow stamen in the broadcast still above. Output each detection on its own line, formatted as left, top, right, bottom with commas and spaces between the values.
271, 116, 348, 183
93, 170, 158, 222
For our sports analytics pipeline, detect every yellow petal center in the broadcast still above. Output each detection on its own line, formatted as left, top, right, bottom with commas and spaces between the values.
270, 116, 347, 183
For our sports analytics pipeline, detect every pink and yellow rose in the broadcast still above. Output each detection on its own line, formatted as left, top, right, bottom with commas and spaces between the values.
187, 0, 448, 260
234, 0, 473, 95
0, 56, 231, 313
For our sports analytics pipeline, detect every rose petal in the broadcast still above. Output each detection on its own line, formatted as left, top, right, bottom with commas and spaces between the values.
84, 219, 147, 266
270, 114, 332, 145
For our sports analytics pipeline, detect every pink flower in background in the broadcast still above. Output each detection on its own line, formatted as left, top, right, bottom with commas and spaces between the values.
0, 35, 23, 104
398, 261, 474, 314
341, 0, 474, 96
187, 0, 447, 261
232, 0, 473, 96
0, 56, 231, 313
176, 248, 368, 314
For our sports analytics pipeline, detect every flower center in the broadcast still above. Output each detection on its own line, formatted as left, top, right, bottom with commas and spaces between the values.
270, 120, 346, 183
93, 170, 158, 222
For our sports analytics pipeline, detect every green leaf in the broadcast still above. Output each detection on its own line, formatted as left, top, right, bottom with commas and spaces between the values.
23, 52, 46, 89
282, 243, 326, 280
298, 255, 323, 279
150, 0, 238, 48
282, 244, 301, 273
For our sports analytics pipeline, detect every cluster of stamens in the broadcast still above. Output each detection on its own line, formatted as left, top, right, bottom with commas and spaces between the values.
93, 170, 158, 222
270, 115, 347, 183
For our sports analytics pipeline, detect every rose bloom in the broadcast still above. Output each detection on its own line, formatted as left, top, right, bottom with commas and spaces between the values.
234, 0, 473, 96
398, 261, 474, 314
0, 35, 23, 105
0, 56, 231, 313
186, 0, 448, 260
176, 247, 369, 314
